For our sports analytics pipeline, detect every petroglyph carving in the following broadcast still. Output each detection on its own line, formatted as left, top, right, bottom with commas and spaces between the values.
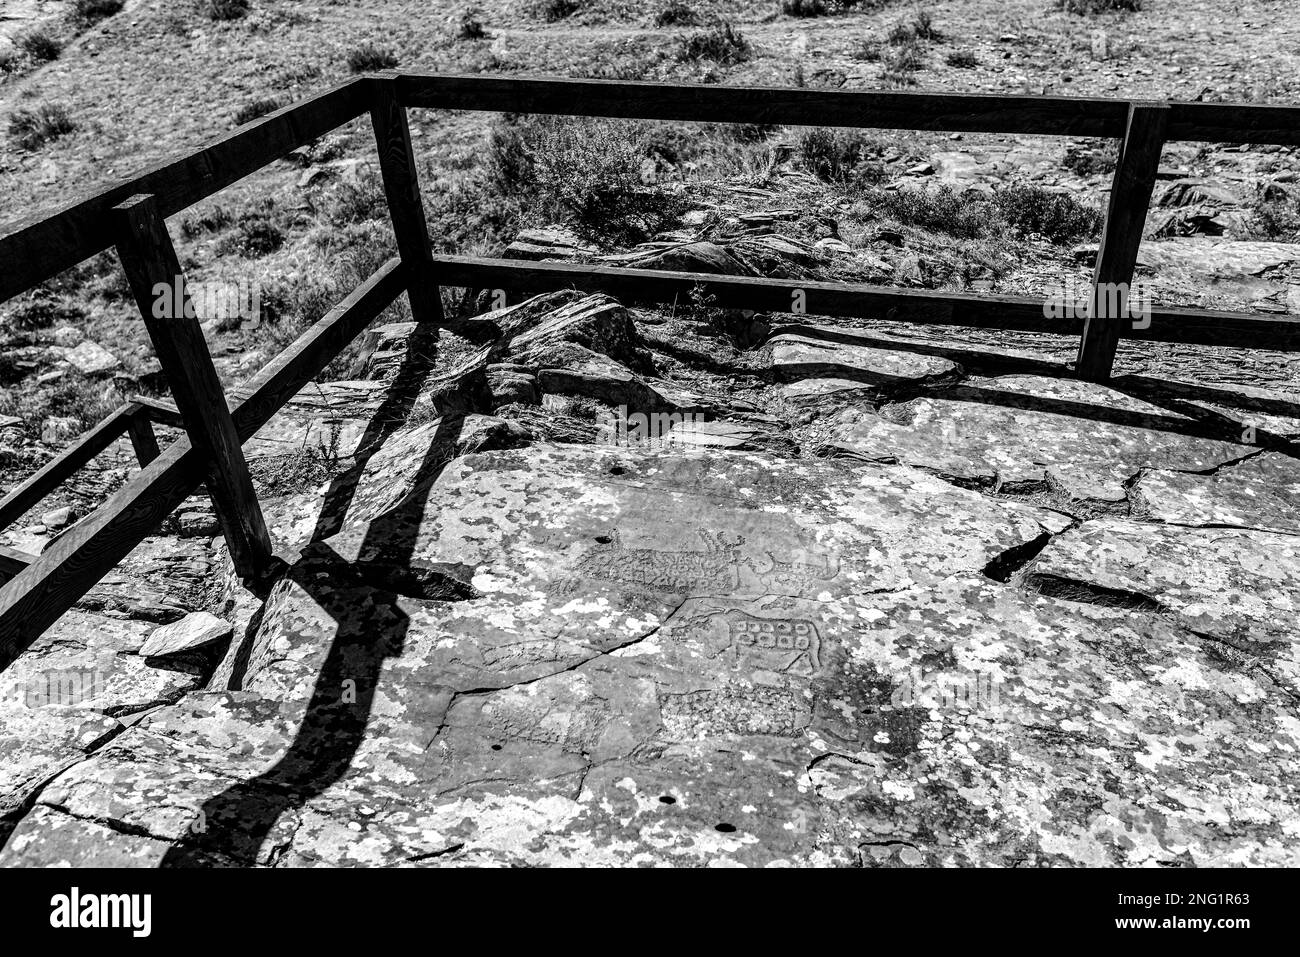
554, 529, 752, 595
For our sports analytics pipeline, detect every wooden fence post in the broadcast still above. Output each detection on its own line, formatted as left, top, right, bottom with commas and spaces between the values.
113, 193, 274, 584
125, 412, 161, 466
1075, 102, 1169, 382
370, 75, 443, 326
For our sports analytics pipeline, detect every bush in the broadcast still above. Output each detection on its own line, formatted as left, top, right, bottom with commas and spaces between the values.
204, 0, 250, 21
0, 372, 121, 442
851, 39, 883, 62
486, 115, 682, 243
221, 212, 284, 257
321, 171, 389, 225
9, 104, 75, 150
783, 0, 829, 17
74, 0, 125, 22
798, 129, 888, 184
1056, 0, 1141, 13
946, 50, 978, 68
17, 29, 61, 62
346, 41, 399, 72
887, 10, 940, 45
870, 186, 991, 239
1249, 188, 1300, 242
654, 1, 699, 26
180, 205, 234, 238
678, 22, 751, 64
881, 70, 918, 87
6, 290, 84, 332
1062, 139, 1117, 177
459, 12, 488, 39
993, 185, 1102, 243
885, 39, 925, 72
537, 0, 582, 22
232, 97, 281, 126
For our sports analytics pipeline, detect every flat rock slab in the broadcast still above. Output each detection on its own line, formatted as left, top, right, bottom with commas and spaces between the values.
827, 374, 1250, 501
1132, 451, 1300, 534
77, 536, 215, 623
8, 573, 1297, 866
0, 607, 206, 822
140, 611, 234, 658
769, 332, 960, 395
1027, 519, 1300, 689
0, 442, 1076, 866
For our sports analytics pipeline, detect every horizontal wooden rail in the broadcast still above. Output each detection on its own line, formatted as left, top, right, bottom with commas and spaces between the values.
0, 546, 34, 583
430, 255, 1300, 351
396, 74, 1300, 144
0, 400, 172, 532
0, 258, 405, 669
128, 395, 184, 428
0, 78, 372, 302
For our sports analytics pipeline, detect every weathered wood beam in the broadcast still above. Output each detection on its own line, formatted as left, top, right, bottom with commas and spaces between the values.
432, 255, 1300, 351
370, 75, 443, 325
113, 194, 273, 584
0, 78, 372, 301
0, 258, 405, 670
1077, 103, 1169, 381
0, 403, 139, 532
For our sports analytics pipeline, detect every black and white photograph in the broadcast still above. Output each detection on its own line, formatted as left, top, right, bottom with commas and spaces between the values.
0, 0, 1293, 932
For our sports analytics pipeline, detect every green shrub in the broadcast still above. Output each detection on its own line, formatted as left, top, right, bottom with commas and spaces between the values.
17, 29, 62, 62
1249, 188, 1300, 242
678, 22, 751, 64
487, 115, 681, 243
993, 185, 1102, 243
885, 39, 925, 72
851, 39, 883, 62
74, 0, 125, 22
783, 0, 830, 17
798, 129, 888, 184
537, 0, 582, 21
6, 289, 84, 331
9, 104, 75, 150
232, 97, 281, 126
459, 11, 488, 39
870, 186, 991, 239
180, 205, 234, 238
887, 10, 940, 45
1062, 139, 1117, 177
321, 171, 389, 225
221, 212, 284, 257
654, 1, 699, 26
1056, 0, 1141, 13
204, 0, 250, 21
346, 41, 398, 72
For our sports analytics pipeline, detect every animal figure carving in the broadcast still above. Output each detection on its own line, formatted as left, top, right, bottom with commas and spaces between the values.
554, 529, 753, 595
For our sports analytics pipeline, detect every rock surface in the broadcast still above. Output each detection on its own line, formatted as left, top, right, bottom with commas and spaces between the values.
140, 612, 235, 658
3, 286, 1299, 868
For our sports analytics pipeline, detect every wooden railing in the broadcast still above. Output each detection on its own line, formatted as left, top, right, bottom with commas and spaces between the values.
1, 73, 1298, 670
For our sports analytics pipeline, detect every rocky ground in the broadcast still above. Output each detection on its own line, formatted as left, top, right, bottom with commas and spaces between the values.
2, 0, 1300, 867
2, 215, 1298, 862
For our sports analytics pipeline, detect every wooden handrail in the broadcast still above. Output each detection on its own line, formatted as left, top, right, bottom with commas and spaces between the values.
395, 73, 1300, 144
0, 78, 373, 301
0, 257, 405, 668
